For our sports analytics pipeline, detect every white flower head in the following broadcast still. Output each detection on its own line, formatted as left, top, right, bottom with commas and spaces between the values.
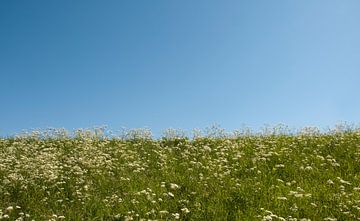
170, 183, 180, 190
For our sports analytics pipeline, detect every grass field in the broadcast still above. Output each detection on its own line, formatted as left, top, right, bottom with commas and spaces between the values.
1, 126, 360, 220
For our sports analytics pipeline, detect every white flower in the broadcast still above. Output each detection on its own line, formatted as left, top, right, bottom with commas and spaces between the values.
172, 213, 180, 219
181, 208, 190, 213
204, 146, 211, 152
324, 218, 337, 221
337, 177, 351, 185
170, 183, 180, 190
262, 215, 272, 221
327, 179, 334, 185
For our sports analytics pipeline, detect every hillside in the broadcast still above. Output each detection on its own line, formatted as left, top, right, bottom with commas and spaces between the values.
1, 129, 360, 220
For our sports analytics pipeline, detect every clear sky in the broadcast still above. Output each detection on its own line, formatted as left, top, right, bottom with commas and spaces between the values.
1, 1, 360, 136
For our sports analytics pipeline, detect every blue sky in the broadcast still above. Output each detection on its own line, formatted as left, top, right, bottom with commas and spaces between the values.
1, 1, 360, 136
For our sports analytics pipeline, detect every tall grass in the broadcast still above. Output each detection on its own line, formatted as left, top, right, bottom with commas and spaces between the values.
1, 125, 360, 220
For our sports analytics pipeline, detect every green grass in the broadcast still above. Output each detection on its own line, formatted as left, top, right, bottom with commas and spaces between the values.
1, 128, 360, 220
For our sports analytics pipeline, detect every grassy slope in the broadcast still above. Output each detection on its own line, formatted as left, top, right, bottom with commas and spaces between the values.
1, 132, 360, 220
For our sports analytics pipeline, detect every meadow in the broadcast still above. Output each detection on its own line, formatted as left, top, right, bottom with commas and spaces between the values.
1, 126, 360, 221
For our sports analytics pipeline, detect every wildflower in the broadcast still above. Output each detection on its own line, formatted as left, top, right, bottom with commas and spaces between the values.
337, 177, 351, 185
290, 204, 298, 212
170, 183, 180, 190
124, 216, 133, 221
296, 187, 304, 192
181, 208, 190, 213
288, 191, 297, 196
204, 146, 211, 152
327, 179, 334, 185
305, 166, 313, 171
276, 179, 284, 183
262, 215, 272, 221
294, 193, 304, 198
324, 218, 337, 221
172, 213, 180, 219
6, 206, 14, 212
